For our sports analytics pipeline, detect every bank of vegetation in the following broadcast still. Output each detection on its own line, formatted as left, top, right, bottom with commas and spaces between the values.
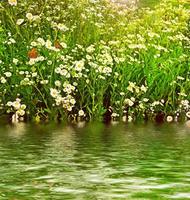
0, 0, 189, 123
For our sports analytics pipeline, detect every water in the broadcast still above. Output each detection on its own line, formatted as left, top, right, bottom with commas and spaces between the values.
0, 122, 190, 199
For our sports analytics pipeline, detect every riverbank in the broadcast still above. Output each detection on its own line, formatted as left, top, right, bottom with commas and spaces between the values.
0, 0, 190, 123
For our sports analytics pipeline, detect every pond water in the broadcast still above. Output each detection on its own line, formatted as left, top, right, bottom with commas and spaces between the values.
0, 123, 190, 199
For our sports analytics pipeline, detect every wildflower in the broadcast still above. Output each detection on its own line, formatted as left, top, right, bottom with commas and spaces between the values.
31, 41, 37, 47
124, 98, 134, 107
54, 67, 61, 74
63, 83, 75, 94
37, 56, 45, 62
57, 23, 68, 31
75, 60, 85, 72
4, 72, 12, 77
127, 82, 136, 93
78, 110, 85, 117
152, 101, 161, 106
47, 60, 52, 65
178, 92, 187, 97
86, 55, 92, 60
45, 40, 52, 49
15, 98, 21, 102
0, 77, 6, 84
37, 38, 45, 46
12, 101, 21, 110
166, 116, 173, 122
161, 99, 165, 104
73, 82, 78, 86
50, 88, 60, 98
32, 72, 37, 77
70, 98, 76, 105
141, 85, 147, 93
20, 104, 26, 110
181, 100, 189, 107
28, 59, 36, 65
177, 76, 185, 80
98, 75, 105, 80
186, 111, 190, 118
55, 96, 63, 106
16, 109, 25, 116
112, 113, 119, 118
135, 86, 140, 94
143, 98, 149, 102
7, 101, 13, 106
26, 13, 33, 21
40, 80, 48, 85
55, 80, 61, 87
19, 71, 25, 75
16, 19, 24, 25
9, 38, 16, 44
13, 58, 19, 65
139, 103, 144, 109
60, 42, 67, 48
8, 0, 17, 6
86, 45, 95, 53
67, 105, 73, 112
102, 67, 112, 75
20, 78, 33, 86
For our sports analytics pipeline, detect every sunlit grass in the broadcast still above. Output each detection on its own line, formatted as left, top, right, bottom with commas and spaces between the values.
139, 0, 159, 7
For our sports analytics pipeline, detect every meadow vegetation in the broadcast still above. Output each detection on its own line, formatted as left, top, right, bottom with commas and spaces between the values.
0, 0, 189, 123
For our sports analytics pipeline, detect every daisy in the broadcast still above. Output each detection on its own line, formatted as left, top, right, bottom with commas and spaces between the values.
8, 0, 17, 6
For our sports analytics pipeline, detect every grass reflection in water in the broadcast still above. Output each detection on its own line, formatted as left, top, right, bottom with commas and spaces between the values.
0, 123, 190, 199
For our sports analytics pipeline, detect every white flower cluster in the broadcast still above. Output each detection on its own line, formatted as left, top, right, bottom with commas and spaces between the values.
0, 72, 12, 84
8, 0, 17, 6
28, 56, 45, 66
180, 100, 189, 110
26, 13, 40, 22
124, 97, 135, 107
50, 82, 76, 112
6, 98, 26, 123
30, 38, 67, 53
55, 65, 70, 78
127, 82, 148, 94
52, 22, 69, 32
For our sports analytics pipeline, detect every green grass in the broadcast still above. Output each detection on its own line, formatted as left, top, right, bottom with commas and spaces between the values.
0, 0, 189, 123
139, 0, 159, 7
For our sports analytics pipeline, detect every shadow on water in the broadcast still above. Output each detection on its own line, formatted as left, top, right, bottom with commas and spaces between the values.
0, 122, 190, 199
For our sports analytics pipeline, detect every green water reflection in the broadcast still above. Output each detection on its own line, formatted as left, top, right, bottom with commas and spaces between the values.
0, 123, 190, 199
